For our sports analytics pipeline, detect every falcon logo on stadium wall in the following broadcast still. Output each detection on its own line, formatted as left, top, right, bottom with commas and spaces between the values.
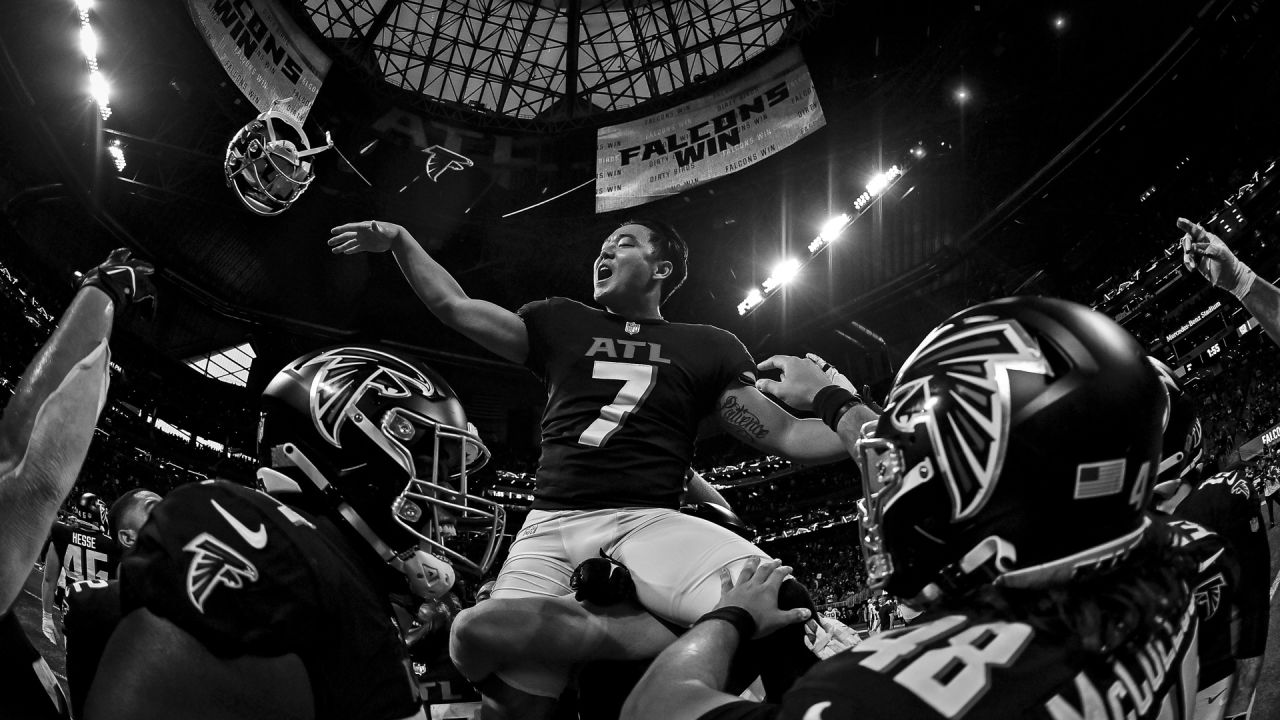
423, 145, 474, 182
303, 348, 438, 448
184, 533, 260, 613
887, 316, 1051, 521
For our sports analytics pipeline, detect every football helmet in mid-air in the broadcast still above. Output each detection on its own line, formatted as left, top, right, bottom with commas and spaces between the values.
69, 491, 108, 530
854, 296, 1169, 599
224, 108, 332, 216
259, 345, 506, 598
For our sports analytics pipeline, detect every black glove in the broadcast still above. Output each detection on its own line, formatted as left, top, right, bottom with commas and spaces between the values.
77, 248, 157, 317
570, 550, 636, 606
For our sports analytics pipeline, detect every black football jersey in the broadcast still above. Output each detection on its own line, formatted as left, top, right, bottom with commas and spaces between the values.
1154, 515, 1239, 687
63, 578, 121, 719
699, 598, 1199, 720
1176, 471, 1271, 661
47, 520, 119, 609
519, 297, 756, 510
120, 480, 421, 720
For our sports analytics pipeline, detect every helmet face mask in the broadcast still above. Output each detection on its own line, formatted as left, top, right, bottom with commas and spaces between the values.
224, 109, 324, 216
855, 298, 1169, 599
260, 346, 506, 587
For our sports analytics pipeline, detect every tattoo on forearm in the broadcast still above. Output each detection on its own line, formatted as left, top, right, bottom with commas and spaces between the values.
721, 396, 769, 440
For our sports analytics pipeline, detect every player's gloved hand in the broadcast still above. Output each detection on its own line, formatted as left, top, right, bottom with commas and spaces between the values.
328, 220, 406, 255
715, 557, 810, 639
41, 611, 60, 646
1179, 217, 1256, 300
77, 248, 157, 317
803, 615, 861, 659
754, 355, 833, 411
804, 353, 855, 393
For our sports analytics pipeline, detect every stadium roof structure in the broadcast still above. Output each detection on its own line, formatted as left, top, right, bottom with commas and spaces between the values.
301, 0, 837, 127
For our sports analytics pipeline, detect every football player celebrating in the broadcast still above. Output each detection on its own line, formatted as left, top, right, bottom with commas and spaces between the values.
41, 491, 120, 646
1148, 360, 1269, 720
625, 296, 1203, 720
329, 218, 874, 717
61, 488, 162, 718
0, 248, 154, 719
82, 345, 503, 720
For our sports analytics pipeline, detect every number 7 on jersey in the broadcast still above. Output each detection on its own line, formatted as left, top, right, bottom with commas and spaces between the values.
577, 361, 657, 447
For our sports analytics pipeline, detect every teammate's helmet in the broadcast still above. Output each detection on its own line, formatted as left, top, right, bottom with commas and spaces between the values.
224, 109, 317, 216
854, 297, 1169, 598
70, 491, 108, 530
259, 346, 506, 579
1148, 357, 1205, 489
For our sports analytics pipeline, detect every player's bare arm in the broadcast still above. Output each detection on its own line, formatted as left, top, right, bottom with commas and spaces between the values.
715, 384, 850, 463
0, 282, 118, 612
755, 354, 879, 460
329, 220, 529, 364
1181, 216, 1280, 350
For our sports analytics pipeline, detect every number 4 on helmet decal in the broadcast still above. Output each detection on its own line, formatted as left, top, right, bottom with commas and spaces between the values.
577, 362, 657, 448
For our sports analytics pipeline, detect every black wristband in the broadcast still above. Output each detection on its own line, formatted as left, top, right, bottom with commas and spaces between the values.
695, 606, 757, 639
813, 385, 860, 431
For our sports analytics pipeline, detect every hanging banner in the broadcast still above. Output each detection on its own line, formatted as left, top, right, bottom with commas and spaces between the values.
185, 0, 332, 122
595, 47, 825, 213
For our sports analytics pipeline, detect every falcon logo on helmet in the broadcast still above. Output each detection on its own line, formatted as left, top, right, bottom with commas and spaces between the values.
184, 533, 259, 613
304, 348, 439, 449
888, 316, 1051, 521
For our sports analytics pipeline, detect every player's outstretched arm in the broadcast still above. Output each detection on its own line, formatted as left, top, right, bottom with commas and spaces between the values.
719, 354, 877, 464
0, 249, 152, 612
329, 220, 529, 364
1180, 217, 1280, 350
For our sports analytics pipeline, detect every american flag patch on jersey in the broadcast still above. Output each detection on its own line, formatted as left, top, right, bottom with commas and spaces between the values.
1074, 459, 1126, 499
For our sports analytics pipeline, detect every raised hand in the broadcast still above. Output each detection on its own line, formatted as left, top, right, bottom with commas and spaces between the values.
77, 248, 157, 318
328, 220, 406, 255
1179, 217, 1256, 299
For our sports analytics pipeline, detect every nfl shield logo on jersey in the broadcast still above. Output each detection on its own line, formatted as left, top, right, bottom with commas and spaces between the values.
625, 322, 640, 335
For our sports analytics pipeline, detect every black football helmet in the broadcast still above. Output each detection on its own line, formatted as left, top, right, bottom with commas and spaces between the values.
70, 491, 107, 531
259, 346, 506, 585
854, 297, 1169, 599
1148, 357, 1205, 492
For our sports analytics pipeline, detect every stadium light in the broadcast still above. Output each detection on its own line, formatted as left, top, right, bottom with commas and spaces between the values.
737, 288, 764, 316
79, 25, 98, 59
107, 139, 126, 171
89, 70, 111, 119
75, 0, 93, 11
955, 87, 970, 103
866, 166, 901, 196
763, 258, 801, 292
819, 213, 851, 243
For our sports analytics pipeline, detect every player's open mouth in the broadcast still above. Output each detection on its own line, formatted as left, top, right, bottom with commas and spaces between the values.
596, 265, 614, 283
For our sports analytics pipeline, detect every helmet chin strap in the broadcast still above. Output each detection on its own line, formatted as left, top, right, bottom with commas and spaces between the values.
279, 444, 401, 563
925, 535, 1019, 600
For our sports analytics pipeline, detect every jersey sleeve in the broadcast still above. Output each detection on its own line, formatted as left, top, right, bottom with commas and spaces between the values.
707, 328, 758, 400
517, 297, 556, 377
119, 481, 321, 659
